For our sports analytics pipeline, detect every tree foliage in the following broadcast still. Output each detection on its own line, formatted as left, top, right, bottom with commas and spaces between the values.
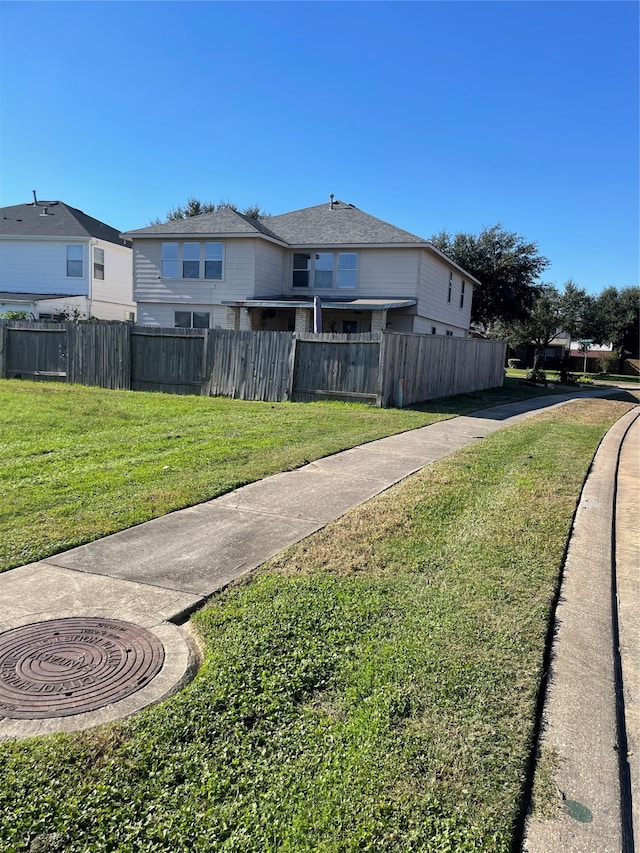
507, 280, 596, 370
430, 224, 549, 326
586, 286, 640, 364
508, 284, 562, 369
150, 196, 268, 225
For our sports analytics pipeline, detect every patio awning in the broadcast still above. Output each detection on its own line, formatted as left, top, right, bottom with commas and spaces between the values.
222, 297, 417, 311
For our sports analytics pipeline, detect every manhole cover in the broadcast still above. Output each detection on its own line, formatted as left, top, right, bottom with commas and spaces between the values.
0, 617, 165, 719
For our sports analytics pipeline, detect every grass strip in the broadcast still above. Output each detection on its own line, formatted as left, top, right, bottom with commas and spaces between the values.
0, 377, 561, 573
0, 397, 633, 852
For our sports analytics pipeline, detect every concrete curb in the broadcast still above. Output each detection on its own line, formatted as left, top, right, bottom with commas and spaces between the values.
522, 405, 640, 853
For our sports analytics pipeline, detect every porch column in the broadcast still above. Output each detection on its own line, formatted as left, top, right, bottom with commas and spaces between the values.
225, 306, 241, 330
295, 307, 312, 333
371, 309, 388, 334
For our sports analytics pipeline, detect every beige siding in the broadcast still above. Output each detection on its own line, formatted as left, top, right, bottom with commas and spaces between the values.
136, 302, 227, 328
417, 250, 472, 334
133, 238, 256, 305
254, 241, 285, 297
352, 248, 420, 298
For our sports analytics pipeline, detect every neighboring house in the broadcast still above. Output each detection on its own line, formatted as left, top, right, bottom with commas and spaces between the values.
122, 199, 479, 336
0, 196, 135, 321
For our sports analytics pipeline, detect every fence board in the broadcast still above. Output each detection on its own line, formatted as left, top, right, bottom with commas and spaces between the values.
3, 323, 67, 381
0, 322, 506, 408
67, 323, 131, 389
131, 327, 205, 395
207, 330, 294, 402
292, 338, 380, 403
378, 332, 506, 407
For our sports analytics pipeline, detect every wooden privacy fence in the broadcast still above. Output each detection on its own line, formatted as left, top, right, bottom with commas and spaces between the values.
0, 322, 506, 406
378, 332, 507, 407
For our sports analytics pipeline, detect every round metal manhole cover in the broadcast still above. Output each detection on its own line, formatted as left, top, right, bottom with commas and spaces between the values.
0, 617, 165, 719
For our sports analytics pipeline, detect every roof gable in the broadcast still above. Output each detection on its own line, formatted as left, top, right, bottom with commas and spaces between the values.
261, 200, 429, 246
0, 202, 128, 246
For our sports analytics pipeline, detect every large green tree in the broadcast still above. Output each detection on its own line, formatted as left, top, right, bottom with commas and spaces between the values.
150, 197, 268, 225
430, 224, 549, 326
507, 284, 562, 370
586, 286, 640, 367
506, 280, 595, 372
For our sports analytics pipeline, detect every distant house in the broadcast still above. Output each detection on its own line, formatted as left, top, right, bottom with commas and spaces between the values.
0, 197, 135, 321
122, 199, 478, 336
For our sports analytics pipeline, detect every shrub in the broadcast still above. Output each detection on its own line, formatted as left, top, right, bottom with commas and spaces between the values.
525, 369, 546, 383
598, 352, 619, 374
507, 358, 521, 369
0, 311, 29, 320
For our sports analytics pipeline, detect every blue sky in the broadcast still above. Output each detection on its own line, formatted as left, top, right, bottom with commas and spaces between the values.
0, 1, 637, 295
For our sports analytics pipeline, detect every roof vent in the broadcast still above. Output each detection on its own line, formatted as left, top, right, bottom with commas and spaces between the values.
40, 206, 50, 216
32, 189, 38, 206
329, 193, 335, 210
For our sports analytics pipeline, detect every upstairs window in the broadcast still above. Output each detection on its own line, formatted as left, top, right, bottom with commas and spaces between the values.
182, 243, 200, 279
204, 243, 223, 279
93, 247, 104, 280
293, 253, 311, 288
292, 251, 358, 290
161, 242, 223, 280
337, 253, 358, 289
447, 271, 453, 303
460, 280, 465, 308
67, 244, 83, 277
162, 243, 179, 278
314, 253, 333, 288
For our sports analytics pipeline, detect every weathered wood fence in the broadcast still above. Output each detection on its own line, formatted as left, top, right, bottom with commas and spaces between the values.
0, 321, 506, 407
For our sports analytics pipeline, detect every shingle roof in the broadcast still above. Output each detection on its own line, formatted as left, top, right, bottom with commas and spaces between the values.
0, 202, 129, 246
123, 200, 429, 247
123, 207, 285, 242
261, 200, 429, 246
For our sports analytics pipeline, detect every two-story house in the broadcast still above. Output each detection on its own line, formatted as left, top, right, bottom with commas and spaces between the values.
0, 197, 135, 321
123, 198, 478, 335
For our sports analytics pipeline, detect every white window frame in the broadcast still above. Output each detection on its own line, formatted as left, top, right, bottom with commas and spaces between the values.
460, 280, 465, 309
291, 251, 358, 291
66, 244, 84, 278
174, 310, 211, 329
162, 243, 179, 278
162, 242, 224, 280
447, 271, 453, 303
93, 246, 105, 280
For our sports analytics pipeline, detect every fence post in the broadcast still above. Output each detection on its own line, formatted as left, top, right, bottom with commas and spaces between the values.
375, 331, 387, 407
200, 328, 209, 396
287, 335, 298, 401
0, 322, 6, 379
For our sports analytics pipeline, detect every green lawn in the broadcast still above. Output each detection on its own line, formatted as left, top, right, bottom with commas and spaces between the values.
0, 394, 634, 852
506, 367, 639, 385
0, 377, 563, 573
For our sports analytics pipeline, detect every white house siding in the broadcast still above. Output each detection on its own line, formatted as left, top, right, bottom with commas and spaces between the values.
417, 250, 471, 336
0, 238, 89, 295
91, 240, 135, 320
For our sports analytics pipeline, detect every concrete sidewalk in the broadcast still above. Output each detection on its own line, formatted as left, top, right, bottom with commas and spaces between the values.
0, 376, 638, 853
